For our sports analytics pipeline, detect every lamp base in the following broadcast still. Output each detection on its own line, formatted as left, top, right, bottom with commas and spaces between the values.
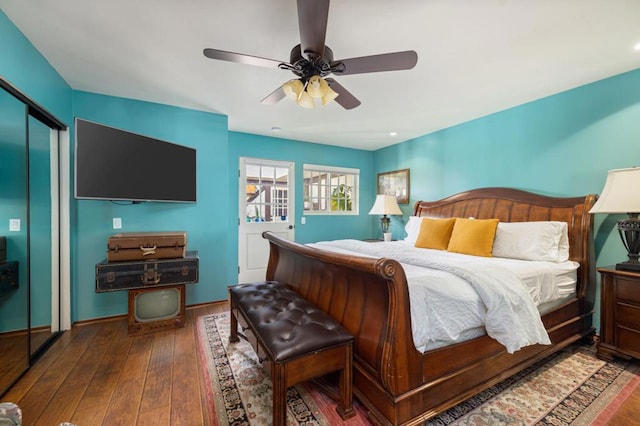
616, 215, 640, 272
616, 261, 640, 272
379, 215, 390, 235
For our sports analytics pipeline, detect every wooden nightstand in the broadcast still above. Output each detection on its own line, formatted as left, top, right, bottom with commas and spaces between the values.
596, 266, 640, 361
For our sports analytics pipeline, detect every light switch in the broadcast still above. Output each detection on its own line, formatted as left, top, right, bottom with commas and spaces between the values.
113, 218, 122, 229
301, 217, 306, 225
9, 219, 20, 232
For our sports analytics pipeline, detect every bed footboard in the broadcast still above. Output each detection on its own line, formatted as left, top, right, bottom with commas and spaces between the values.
263, 231, 423, 397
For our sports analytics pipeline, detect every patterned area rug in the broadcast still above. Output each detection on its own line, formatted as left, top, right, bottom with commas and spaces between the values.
197, 313, 639, 425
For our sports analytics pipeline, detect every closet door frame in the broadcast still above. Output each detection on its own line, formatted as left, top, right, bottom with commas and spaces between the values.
0, 78, 70, 344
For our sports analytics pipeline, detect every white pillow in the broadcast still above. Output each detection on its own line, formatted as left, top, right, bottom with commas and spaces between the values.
404, 216, 424, 245
492, 221, 569, 262
557, 226, 570, 262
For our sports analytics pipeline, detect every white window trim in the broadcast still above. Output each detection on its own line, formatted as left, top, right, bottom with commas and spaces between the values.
303, 164, 359, 216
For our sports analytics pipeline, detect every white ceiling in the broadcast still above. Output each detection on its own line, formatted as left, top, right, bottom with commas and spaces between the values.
2, 1, 640, 150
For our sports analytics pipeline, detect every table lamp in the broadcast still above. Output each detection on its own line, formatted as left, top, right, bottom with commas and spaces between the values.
589, 167, 640, 271
369, 194, 403, 241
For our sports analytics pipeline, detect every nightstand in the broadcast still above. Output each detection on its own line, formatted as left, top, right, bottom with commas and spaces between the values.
596, 266, 640, 361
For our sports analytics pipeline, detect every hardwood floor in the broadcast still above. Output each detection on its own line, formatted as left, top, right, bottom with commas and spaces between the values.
1, 301, 639, 425
1, 302, 226, 426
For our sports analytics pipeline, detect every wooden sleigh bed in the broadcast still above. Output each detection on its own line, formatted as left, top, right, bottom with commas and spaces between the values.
263, 187, 597, 425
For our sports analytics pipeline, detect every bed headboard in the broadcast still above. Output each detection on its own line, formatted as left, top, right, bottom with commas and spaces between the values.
413, 187, 597, 300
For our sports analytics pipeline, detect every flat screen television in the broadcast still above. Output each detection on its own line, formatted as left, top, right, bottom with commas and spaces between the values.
74, 118, 197, 203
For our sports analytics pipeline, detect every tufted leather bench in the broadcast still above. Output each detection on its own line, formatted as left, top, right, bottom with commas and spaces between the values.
228, 281, 355, 426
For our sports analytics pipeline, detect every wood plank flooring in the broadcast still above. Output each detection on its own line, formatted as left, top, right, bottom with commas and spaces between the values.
1, 301, 639, 425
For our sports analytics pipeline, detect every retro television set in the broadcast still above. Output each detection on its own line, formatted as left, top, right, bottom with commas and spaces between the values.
127, 284, 186, 335
74, 118, 197, 203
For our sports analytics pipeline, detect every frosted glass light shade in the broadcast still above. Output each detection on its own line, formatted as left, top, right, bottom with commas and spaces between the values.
307, 75, 328, 99
321, 85, 339, 106
282, 76, 340, 108
282, 79, 304, 100
297, 90, 315, 109
590, 167, 640, 213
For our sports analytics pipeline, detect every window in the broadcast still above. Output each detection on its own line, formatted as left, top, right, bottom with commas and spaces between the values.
244, 163, 290, 223
303, 164, 359, 215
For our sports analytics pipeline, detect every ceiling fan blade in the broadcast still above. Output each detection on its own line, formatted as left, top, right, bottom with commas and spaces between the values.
203, 48, 285, 69
332, 50, 418, 76
260, 86, 287, 105
297, 0, 330, 60
324, 78, 361, 110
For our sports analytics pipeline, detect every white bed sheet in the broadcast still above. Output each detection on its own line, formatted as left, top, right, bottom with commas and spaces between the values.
307, 240, 578, 353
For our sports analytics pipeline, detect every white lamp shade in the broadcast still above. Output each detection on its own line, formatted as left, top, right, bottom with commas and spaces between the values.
369, 194, 403, 215
589, 167, 640, 213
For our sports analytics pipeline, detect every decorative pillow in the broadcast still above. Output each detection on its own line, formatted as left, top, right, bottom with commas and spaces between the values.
447, 218, 499, 257
414, 218, 457, 250
404, 216, 424, 244
492, 221, 569, 262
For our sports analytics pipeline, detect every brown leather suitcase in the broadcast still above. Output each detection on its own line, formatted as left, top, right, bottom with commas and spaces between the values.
107, 231, 186, 262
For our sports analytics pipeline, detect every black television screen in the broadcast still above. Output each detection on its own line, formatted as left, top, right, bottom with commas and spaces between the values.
74, 118, 196, 203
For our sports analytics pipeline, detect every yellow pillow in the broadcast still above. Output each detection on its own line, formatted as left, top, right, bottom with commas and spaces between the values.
447, 218, 499, 257
414, 218, 457, 250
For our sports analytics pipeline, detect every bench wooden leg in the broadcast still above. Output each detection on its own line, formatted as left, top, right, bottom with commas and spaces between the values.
272, 363, 287, 426
336, 343, 355, 420
229, 307, 240, 343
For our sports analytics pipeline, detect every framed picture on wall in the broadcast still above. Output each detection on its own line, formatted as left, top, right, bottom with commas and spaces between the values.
377, 168, 410, 204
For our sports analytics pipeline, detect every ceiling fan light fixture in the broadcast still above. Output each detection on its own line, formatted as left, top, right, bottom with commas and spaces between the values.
321, 84, 339, 106
306, 75, 328, 99
297, 90, 315, 109
282, 79, 304, 100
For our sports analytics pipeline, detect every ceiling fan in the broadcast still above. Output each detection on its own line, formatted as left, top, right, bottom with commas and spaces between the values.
203, 0, 418, 110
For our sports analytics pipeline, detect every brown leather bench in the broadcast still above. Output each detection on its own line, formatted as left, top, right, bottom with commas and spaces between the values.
228, 281, 355, 426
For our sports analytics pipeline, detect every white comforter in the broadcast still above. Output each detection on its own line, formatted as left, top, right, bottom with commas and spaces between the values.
308, 240, 555, 354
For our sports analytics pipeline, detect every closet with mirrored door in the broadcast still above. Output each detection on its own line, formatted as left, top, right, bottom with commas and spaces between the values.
0, 77, 67, 396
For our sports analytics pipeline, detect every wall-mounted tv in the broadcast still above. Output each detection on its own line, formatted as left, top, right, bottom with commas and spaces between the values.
74, 118, 197, 203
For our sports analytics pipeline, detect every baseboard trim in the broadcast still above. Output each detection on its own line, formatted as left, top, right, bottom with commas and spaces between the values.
72, 299, 227, 328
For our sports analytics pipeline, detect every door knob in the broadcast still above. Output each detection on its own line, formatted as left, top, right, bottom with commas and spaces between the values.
288, 225, 294, 229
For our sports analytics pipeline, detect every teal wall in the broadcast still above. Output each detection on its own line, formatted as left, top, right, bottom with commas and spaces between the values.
374, 68, 640, 265
0, 11, 376, 322
1, 10, 71, 331
0, 12, 72, 124
71, 91, 230, 319
4, 9, 640, 331
374, 68, 640, 329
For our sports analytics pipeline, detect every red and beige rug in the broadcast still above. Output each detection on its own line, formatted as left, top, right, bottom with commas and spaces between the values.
197, 313, 639, 425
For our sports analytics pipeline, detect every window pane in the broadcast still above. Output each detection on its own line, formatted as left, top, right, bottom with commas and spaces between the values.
244, 162, 290, 223
303, 165, 359, 215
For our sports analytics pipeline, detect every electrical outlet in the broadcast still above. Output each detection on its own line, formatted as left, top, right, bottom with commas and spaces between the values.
113, 218, 122, 229
9, 219, 20, 232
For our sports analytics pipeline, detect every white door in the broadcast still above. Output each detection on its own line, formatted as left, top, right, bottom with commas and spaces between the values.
238, 158, 295, 283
